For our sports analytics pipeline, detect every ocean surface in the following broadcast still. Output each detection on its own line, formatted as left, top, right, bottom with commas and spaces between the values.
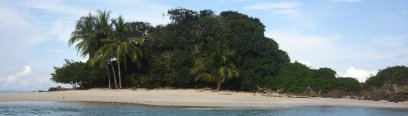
0, 90, 34, 94
0, 101, 407, 116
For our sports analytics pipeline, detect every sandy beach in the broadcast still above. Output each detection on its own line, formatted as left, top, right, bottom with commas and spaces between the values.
0, 89, 407, 108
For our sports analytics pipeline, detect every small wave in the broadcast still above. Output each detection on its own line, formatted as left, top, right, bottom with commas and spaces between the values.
186, 107, 215, 110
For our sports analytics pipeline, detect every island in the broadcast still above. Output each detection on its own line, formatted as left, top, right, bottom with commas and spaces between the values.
1, 8, 407, 110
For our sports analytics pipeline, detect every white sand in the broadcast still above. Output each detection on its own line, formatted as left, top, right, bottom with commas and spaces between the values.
0, 89, 407, 108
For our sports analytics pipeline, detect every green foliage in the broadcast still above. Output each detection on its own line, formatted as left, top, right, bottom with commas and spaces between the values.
70, 10, 146, 89
57, 8, 367, 94
333, 77, 361, 92
69, 10, 111, 58
219, 11, 290, 90
315, 68, 337, 79
167, 8, 198, 24
365, 66, 408, 89
271, 62, 360, 93
191, 48, 239, 90
51, 59, 105, 88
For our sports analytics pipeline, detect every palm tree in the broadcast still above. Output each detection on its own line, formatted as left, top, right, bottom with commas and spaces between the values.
69, 13, 96, 57
95, 16, 144, 89
69, 10, 116, 88
191, 47, 239, 91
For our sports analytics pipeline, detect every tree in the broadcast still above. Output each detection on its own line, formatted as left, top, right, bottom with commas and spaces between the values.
167, 8, 198, 24
365, 66, 408, 89
191, 47, 239, 91
69, 10, 115, 88
314, 68, 337, 78
55, 8, 376, 94
51, 59, 105, 89
69, 10, 111, 58
220, 11, 290, 90
333, 77, 361, 92
94, 16, 144, 89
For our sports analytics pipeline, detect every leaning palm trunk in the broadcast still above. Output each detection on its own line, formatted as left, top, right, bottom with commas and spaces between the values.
216, 82, 222, 91
110, 63, 118, 89
105, 65, 111, 89
216, 78, 225, 91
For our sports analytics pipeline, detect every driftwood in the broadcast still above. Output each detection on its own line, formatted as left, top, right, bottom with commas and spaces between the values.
288, 95, 307, 98
256, 85, 282, 97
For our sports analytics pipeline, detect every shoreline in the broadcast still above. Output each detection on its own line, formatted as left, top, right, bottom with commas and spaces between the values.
0, 89, 407, 109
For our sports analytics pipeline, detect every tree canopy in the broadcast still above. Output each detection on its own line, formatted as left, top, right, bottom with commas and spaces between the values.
365, 66, 408, 89
53, 8, 389, 95
51, 60, 105, 88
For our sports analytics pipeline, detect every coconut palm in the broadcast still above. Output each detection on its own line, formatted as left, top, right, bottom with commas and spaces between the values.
191, 47, 239, 91
69, 10, 117, 88
68, 13, 96, 57
95, 16, 144, 89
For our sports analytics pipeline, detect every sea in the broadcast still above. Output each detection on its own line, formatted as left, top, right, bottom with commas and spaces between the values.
0, 101, 407, 116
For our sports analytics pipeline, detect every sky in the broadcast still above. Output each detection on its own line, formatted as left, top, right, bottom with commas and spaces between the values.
0, 0, 407, 91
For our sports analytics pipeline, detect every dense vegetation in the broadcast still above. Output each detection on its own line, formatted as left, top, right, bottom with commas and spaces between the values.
361, 66, 408, 102
271, 62, 361, 93
51, 60, 105, 88
51, 8, 406, 96
364, 66, 408, 89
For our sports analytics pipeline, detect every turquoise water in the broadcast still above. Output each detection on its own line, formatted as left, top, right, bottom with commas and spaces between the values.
0, 101, 407, 116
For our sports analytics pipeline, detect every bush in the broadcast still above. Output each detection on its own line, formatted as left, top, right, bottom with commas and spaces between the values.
365, 66, 408, 89
388, 93, 408, 103
51, 59, 106, 89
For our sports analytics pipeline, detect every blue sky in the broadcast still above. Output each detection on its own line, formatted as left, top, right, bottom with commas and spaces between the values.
0, 0, 407, 90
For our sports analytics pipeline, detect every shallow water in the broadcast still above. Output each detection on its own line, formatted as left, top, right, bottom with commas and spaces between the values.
0, 101, 407, 116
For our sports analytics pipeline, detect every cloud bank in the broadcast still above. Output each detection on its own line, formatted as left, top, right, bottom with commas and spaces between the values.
339, 67, 377, 82
0, 66, 60, 91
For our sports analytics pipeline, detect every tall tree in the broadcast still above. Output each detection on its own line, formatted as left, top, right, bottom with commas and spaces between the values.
69, 10, 117, 88
95, 16, 144, 89
69, 10, 111, 58
69, 13, 96, 57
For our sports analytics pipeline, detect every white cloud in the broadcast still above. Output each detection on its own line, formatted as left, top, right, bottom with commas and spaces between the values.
0, 0, 171, 91
0, 66, 32, 84
332, 0, 363, 3
338, 67, 377, 82
0, 66, 62, 91
0, 64, 83, 91
267, 31, 402, 83
244, 2, 301, 15
265, 31, 407, 83
266, 30, 408, 72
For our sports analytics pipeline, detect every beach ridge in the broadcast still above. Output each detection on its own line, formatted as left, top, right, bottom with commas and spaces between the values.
0, 89, 407, 108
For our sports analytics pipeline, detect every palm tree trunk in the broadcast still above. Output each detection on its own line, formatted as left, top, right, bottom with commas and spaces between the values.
106, 65, 111, 89
110, 63, 118, 89
118, 62, 122, 89
216, 82, 222, 91
216, 78, 225, 91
